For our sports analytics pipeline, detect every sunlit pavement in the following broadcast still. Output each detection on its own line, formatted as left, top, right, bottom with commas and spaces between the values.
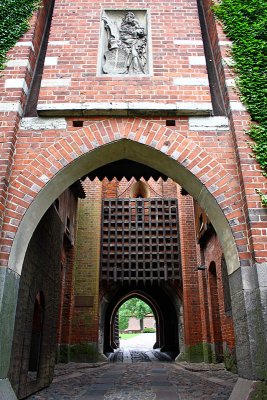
119, 332, 156, 350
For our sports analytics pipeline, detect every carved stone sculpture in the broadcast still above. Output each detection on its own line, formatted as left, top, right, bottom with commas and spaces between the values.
102, 11, 148, 75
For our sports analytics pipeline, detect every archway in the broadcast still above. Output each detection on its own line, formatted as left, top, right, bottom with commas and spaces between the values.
101, 285, 180, 357
114, 296, 158, 353
3, 119, 261, 398
8, 132, 241, 277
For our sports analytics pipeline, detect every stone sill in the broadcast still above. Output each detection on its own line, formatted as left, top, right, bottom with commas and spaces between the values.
37, 102, 213, 117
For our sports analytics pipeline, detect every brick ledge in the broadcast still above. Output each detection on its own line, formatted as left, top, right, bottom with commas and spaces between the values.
37, 102, 213, 117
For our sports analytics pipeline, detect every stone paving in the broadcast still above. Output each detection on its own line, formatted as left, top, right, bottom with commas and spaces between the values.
28, 356, 238, 400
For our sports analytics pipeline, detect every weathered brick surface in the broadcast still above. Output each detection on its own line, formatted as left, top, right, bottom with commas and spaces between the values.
71, 179, 102, 344
200, 234, 235, 352
177, 190, 203, 348
8, 206, 64, 399
0, 0, 51, 230
38, 0, 211, 104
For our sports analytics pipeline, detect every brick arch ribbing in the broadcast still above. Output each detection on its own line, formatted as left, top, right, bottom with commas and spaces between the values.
4, 118, 245, 275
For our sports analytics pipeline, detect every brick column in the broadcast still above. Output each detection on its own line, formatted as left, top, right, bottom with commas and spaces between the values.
177, 191, 204, 362
70, 179, 103, 362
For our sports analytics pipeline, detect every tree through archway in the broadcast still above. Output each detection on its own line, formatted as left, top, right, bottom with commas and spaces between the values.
118, 297, 156, 351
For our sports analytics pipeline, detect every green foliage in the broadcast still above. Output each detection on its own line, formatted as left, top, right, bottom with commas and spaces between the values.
118, 297, 153, 331
213, 0, 267, 201
143, 327, 156, 333
0, 0, 39, 70
119, 312, 129, 331
119, 333, 140, 340
256, 190, 267, 207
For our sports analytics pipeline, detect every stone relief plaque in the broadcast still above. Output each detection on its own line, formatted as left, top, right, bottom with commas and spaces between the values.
99, 10, 150, 76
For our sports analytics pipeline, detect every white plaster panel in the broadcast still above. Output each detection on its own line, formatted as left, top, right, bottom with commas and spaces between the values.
174, 39, 203, 45
188, 56, 206, 65
176, 102, 212, 112
15, 41, 34, 51
173, 77, 209, 86
219, 41, 233, 46
230, 102, 247, 112
20, 117, 67, 130
0, 102, 23, 115
189, 116, 229, 131
41, 78, 71, 87
4, 79, 28, 94
44, 57, 58, 66
37, 102, 213, 116
49, 41, 70, 45
226, 79, 236, 87
6, 59, 30, 68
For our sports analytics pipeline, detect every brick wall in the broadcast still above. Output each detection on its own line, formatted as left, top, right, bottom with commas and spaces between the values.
38, 0, 211, 105
8, 205, 64, 399
8, 185, 79, 397
203, 0, 267, 264
71, 179, 102, 351
202, 233, 235, 350
56, 188, 80, 352
0, 0, 51, 231
177, 191, 203, 354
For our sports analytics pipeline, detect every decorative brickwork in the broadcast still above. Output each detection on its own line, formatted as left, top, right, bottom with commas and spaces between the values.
70, 179, 102, 351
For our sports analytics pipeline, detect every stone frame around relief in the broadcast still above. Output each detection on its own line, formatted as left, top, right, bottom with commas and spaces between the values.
97, 9, 152, 77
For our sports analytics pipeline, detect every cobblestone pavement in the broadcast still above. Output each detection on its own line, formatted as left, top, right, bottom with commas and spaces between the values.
28, 356, 238, 400
109, 349, 172, 362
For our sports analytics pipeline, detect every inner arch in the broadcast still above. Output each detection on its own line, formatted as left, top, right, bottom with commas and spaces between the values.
101, 286, 179, 355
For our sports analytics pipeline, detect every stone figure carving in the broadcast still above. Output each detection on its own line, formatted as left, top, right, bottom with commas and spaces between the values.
102, 11, 147, 75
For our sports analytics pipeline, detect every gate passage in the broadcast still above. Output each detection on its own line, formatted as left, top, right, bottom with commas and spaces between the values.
101, 198, 181, 284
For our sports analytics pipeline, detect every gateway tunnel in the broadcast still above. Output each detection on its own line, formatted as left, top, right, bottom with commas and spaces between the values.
8, 159, 235, 398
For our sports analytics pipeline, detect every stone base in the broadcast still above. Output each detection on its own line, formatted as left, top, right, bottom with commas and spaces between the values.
229, 378, 256, 400
57, 343, 107, 363
175, 343, 217, 363
0, 379, 18, 400
0, 268, 20, 378
229, 265, 267, 380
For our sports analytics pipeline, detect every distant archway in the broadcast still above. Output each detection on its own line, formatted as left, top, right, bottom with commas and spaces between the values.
101, 284, 180, 355
130, 181, 150, 198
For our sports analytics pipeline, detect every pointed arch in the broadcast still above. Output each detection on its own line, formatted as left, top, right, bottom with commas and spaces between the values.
5, 119, 242, 275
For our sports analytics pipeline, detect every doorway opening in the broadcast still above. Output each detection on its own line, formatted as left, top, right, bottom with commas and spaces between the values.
118, 297, 156, 345
109, 296, 163, 362
28, 291, 45, 382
